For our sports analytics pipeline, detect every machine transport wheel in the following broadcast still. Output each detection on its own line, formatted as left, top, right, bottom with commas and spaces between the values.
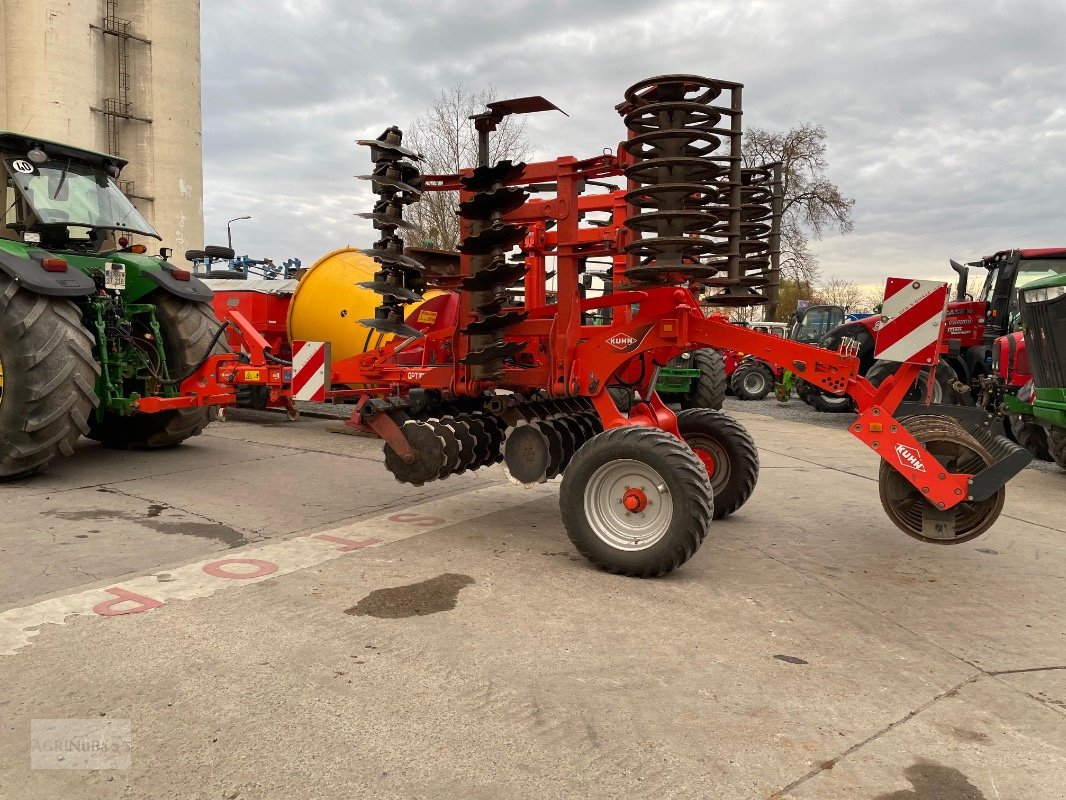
1009, 416, 1051, 462
808, 388, 854, 414
676, 409, 759, 519
608, 386, 634, 413
865, 359, 969, 406
730, 362, 773, 401
878, 415, 1005, 544
0, 275, 100, 478
559, 426, 714, 577
203, 245, 236, 260
183, 249, 207, 262
87, 293, 228, 449
660, 349, 726, 410
202, 269, 246, 280
1046, 428, 1066, 469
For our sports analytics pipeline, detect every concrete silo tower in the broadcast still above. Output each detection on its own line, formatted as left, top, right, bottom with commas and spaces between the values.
0, 0, 204, 259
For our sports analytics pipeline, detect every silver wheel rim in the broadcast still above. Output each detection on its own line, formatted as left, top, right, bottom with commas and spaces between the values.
584, 459, 673, 551
822, 394, 849, 407
743, 371, 766, 394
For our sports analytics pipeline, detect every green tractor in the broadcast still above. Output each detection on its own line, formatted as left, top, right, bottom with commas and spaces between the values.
995, 271, 1066, 465
0, 132, 228, 479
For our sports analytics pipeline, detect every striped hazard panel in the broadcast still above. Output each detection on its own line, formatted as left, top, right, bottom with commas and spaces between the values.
291, 341, 331, 402
873, 279, 949, 365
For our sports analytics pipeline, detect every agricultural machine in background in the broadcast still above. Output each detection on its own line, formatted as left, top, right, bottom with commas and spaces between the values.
0, 132, 234, 478
985, 272, 1066, 466
312, 73, 1030, 576
805, 248, 1066, 415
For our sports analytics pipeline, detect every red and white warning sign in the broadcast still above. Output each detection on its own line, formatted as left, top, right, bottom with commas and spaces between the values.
873, 278, 949, 365
291, 340, 330, 401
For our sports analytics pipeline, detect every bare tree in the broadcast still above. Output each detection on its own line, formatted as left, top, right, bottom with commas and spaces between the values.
743, 123, 855, 288
403, 84, 533, 249
817, 276, 864, 310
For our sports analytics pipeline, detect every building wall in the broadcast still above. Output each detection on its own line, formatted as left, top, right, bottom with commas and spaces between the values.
1, 0, 203, 260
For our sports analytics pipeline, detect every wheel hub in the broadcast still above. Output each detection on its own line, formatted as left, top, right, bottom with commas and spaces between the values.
622, 487, 649, 513
584, 459, 673, 551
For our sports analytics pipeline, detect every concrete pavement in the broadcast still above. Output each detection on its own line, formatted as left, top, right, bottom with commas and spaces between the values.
0, 408, 1063, 799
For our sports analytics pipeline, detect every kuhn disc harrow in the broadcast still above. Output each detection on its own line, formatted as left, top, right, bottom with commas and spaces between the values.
325, 74, 1029, 578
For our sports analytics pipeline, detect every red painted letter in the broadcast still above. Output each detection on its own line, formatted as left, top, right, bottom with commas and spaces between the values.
202, 558, 278, 579
92, 587, 164, 617
313, 534, 382, 552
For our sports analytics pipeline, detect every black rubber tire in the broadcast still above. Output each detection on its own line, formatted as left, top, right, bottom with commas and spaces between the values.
203, 245, 236, 260
794, 378, 815, 406
677, 409, 759, 519
808, 389, 855, 414
87, 293, 227, 449
184, 249, 207, 262
730, 363, 773, 401
1009, 416, 1051, 461
865, 359, 970, 406
201, 269, 246, 280
660, 349, 726, 411
1046, 428, 1066, 469
607, 386, 634, 413
0, 276, 100, 478
559, 426, 713, 577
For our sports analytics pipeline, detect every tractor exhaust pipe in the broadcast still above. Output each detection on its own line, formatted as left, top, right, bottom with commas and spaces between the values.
949, 258, 969, 301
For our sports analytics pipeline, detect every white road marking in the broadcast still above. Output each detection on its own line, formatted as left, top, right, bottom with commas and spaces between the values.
0, 482, 556, 656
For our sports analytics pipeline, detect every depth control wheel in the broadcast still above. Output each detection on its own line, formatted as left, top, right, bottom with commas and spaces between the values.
676, 409, 759, 519
559, 426, 713, 577
878, 416, 1005, 544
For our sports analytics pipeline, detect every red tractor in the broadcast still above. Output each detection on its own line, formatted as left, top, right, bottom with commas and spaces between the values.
814, 249, 1066, 412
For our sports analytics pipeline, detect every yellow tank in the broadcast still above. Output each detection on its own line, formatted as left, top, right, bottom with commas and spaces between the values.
287, 247, 420, 361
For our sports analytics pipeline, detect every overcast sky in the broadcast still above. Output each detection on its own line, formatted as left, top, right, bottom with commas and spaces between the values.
200, 0, 1065, 287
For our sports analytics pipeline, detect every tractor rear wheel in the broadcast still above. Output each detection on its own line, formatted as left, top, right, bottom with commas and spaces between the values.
677, 409, 759, 519
865, 359, 969, 406
559, 426, 713, 577
661, 349, 726, 410
730, 362, 773, 401
0, 276, 100, 478
1046, 428, 1066, 469
87, 293, 227, 449
1009, 416, 1051, 461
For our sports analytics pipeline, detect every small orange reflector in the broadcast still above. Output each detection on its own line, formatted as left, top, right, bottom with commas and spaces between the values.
40, 258, 68, 272
129, 244, 147, 254
171, 268, 192, 281
869, 422, 883, 432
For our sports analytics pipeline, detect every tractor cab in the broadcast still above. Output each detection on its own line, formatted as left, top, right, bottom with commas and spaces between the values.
1, 131, 159, 253
786, 304, 846, 344
954, 249, 1066, 345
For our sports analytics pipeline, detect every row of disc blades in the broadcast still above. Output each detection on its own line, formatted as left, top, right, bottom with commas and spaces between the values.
382, 413, 507, 487
502, 412, 605, 485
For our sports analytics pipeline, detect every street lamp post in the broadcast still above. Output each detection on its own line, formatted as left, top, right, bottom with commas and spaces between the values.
226, 215, 252, 252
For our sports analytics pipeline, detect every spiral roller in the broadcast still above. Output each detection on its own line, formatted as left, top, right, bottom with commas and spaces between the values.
618, 75, 736, 282
355, 126, 427, 338
456, 160, 531, 380
736, 166, 774, 288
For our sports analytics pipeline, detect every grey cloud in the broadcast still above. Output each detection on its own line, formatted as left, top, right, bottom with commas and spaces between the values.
202, 0, 1066, 282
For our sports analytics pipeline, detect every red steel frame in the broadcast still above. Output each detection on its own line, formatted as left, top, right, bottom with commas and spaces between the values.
158, 144, 968, 513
